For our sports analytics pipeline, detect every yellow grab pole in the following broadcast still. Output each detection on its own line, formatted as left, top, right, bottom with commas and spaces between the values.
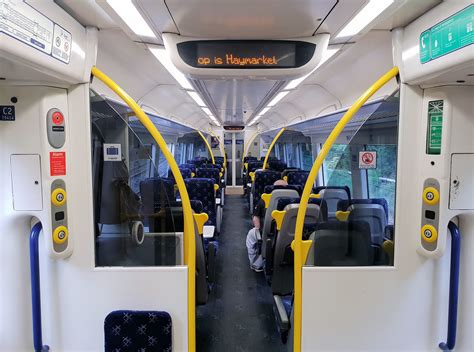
292, 67, 399, 352
262, 127, 285, 170
208, 129, 227, 169
243, 129, 260, 167
197, 130, 215, 164
91, 67, 197, 352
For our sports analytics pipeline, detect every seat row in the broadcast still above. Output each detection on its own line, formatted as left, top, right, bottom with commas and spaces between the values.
249, 177, 394, 342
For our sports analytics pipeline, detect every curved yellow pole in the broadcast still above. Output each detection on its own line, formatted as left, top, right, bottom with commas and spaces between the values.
197, 130, 215, 164
208, 129, 227, 169
91, 67, 197, 352
262, 127, 285, 170
292, 67, 399, 352
243, 129, 260, 165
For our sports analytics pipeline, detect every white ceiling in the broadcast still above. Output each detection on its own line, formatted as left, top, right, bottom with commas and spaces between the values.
55, 0, 441, 131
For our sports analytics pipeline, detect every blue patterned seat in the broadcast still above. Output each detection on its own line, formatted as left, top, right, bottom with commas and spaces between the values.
179, 163, 197, 173
168, 168, 192, 182
196, 168, 220, 184
104, 310, 172, 352
185, 178, 217, 226
268, 160, 287, 172
287, 171, 310, 187
252, 170, 282, 207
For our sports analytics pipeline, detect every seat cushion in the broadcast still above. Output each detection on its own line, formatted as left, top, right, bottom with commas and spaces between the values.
104, 310, 172, 352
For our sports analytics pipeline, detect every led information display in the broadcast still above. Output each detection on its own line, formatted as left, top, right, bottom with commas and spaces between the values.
177, 40, 316, 69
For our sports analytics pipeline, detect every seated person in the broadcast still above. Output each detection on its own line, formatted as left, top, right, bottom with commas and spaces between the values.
246, 179, 288, 272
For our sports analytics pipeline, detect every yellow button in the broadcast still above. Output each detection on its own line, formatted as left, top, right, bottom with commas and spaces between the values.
421, 224, 438, 243
51, 188, 67, 207
423, 187, 439, 205
53, 226, 68, 244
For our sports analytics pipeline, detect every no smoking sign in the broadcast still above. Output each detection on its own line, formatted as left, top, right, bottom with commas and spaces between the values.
359, 151, 377, 169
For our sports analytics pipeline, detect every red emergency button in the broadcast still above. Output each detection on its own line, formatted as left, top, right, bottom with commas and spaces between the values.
52, 111, 64, 125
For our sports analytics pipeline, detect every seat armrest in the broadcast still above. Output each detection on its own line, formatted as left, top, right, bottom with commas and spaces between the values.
273, 295, 290, 331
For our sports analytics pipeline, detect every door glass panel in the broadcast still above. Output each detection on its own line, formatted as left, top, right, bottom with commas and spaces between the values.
90, 92, 191, 267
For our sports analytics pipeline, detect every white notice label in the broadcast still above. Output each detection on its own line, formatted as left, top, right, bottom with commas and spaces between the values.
52, 23, 71, 63
0, 0, 53, 54
359, 151, 377, 169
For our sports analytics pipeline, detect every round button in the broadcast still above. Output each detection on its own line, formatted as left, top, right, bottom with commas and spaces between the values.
53, 226, 68, 244
51, 188, 67, 207
423, 187, 440, 205
421, 224, 438, 243
52, 111, 64, 125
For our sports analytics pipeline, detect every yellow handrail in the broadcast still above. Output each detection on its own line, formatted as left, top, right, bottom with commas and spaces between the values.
91, 67, 197, 352
243, 129, 260, 165
292, 66, 399, 352
262, 127, 285, 170
197, 130, 215, 164
208, 129, 227, 169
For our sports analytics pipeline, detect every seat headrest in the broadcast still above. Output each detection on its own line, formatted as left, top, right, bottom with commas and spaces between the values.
264, 184, 302, 195
337, 198, 389, 220
313, 185, 351, 199
276, 197, 328, 220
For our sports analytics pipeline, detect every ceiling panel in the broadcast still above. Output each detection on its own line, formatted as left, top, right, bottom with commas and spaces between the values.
55, 0, 117, 28
142, 0, 337, 39
197, 79, 282, 124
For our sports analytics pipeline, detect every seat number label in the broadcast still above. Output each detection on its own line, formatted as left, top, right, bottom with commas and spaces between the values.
0, 106, 15, 121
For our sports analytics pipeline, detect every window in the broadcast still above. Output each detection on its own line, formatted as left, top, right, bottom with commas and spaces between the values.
322, 143, 353, 192
366, 144, 397, 224
299, 143, 313, 171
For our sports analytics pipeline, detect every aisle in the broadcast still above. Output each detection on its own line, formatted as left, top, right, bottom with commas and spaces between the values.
196, 195, 287, 352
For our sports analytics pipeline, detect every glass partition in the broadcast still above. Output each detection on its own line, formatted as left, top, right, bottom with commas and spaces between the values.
90, 91, 193, 267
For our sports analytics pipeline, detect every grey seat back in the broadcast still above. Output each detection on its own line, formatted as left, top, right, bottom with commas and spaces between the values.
195, 228, 208, 305
262, 189, 299, 258
307, 221, 373, 266
347, 204, 387, 245
271, 203, 323, 296
319, 188, 350, 219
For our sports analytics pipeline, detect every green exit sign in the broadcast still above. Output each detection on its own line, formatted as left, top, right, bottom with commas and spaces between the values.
420, 4, 473, 64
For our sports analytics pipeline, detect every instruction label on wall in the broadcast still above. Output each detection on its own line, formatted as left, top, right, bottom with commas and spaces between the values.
50, 152, 66, 176
0, 105, 15, 121
104, 143, 122, 161
420, 4, 473, 64
359, 151, 377, 169
427, 100, 444, 155
0, 0, 71, 63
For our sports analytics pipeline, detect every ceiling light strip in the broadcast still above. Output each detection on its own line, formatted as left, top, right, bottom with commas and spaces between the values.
107, 0, 156, 38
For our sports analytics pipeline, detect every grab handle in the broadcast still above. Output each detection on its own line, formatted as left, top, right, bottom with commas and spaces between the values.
439, 221, 461, 351
30, 222, 49, 352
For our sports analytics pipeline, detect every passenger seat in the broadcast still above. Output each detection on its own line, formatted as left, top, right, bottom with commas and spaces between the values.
313, 185, 351, 219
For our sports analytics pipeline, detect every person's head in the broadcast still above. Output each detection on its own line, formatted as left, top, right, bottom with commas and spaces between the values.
273, 179, 288, 187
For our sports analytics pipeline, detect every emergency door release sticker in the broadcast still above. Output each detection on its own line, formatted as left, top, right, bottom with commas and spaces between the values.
0, 0, 71, 64
50, 152, 66, 176
359, 151, 377, 169
104, 144, 122, 162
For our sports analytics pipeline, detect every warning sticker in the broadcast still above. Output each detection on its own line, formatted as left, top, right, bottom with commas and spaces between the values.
359, 151, 377, 169
50, 152, 66, 176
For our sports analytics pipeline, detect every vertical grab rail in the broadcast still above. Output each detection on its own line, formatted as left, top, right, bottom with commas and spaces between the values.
29, 222, 49, 352
439, 221, 461, 351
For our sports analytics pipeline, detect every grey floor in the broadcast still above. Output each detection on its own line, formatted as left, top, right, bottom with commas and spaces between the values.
196, 195, 287, 352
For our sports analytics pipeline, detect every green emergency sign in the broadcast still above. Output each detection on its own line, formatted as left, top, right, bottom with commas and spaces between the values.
427, 100, 444, 155
420, 4, 473, 64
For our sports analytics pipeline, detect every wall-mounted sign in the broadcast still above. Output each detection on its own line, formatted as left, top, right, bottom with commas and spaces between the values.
359, 151, 377, 169
103, 143, 122, 161
177, 40, 316, 69
0, 106, 15, 121
426, 100, 444, 155
420, 4, 473, 64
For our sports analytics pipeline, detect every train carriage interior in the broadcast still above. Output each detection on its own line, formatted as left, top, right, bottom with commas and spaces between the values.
0, 0, 473, 351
